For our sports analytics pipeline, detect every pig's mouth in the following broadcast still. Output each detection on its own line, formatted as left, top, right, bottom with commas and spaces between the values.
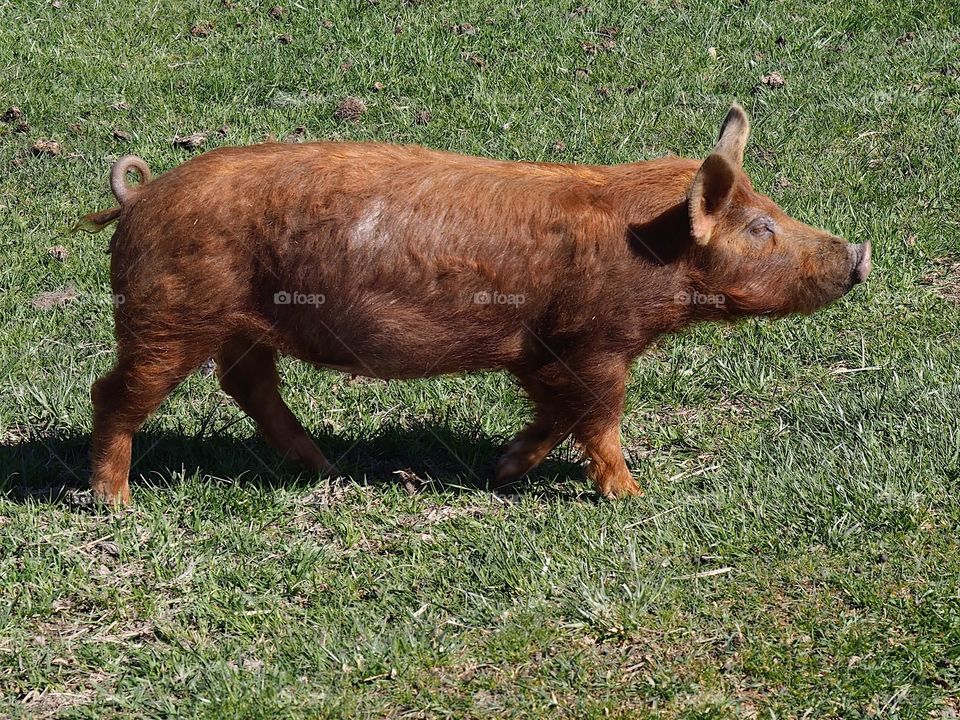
848, 241, 872, 288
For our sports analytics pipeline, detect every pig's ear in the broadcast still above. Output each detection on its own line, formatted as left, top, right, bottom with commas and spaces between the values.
688, 152, 736, 245
713, 103, 750, 167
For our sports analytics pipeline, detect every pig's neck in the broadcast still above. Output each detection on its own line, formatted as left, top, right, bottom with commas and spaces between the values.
599, 160, 713, 345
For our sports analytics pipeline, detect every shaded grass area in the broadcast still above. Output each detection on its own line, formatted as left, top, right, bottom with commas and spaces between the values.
1, 0, 959, 717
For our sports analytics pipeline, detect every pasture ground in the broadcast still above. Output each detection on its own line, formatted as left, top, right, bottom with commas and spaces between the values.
1, 1, 959, 717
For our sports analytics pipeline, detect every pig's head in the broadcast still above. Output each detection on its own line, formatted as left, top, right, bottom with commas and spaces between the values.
684, 104, 871, 318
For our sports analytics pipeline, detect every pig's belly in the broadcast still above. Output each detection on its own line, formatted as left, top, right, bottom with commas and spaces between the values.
273, 302, 529, 380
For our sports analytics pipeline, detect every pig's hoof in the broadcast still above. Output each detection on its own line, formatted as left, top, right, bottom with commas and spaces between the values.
597, 475, 642, 499
494, 456, 524, 484
90, 482, 132, 507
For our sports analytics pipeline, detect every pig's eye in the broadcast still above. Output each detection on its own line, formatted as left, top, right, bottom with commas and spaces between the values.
748, 217, 775, 241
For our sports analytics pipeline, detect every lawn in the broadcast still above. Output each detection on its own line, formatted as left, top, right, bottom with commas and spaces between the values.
1, 0, 959, 717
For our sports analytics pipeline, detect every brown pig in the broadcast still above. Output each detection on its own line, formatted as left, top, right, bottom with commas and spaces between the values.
78, 104, 871, 505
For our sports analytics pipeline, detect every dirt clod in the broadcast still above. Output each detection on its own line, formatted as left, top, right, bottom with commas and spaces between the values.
283, 126, 307, 143
172, 132, 207, 150
277, 33, 293, 44
551, 140, 566, 153
334, 96, 366, 122
46, 245, 69, 262
31, 138, 61, 156
413, 110, 432, 125
461, 51, 486, 68
2, 105, 23, 123
190, 22, 213, 37
452, 22, 476, 35
268, 5, 284, 19
760, 71, 785, 88
112, 128, 131, 141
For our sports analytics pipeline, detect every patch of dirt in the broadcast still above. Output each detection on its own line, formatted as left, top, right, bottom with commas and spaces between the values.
17, 674, 109, 719
111, 128, 131, 141
32, 286, 79, 310
397, 502, 496, 529
922, 257, 960, 304
299, 479, 365, 508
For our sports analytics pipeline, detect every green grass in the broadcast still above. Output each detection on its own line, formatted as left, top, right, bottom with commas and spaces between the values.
2, 0, 960, 717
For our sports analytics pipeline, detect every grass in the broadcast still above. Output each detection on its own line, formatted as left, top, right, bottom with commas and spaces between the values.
1, 0, 959, 717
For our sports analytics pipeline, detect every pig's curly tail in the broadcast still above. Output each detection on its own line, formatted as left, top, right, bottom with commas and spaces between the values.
110, 155, 152, 205
73, 155, 152, 235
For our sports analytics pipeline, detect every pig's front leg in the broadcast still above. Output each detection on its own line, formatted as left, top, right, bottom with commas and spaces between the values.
576, 420, 641, 498
566, 356, 641, 498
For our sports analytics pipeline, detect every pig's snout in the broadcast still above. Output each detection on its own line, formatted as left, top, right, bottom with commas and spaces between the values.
848, 241, 872, 285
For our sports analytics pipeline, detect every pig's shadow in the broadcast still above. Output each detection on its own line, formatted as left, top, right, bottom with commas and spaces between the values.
0, 423, 587, 505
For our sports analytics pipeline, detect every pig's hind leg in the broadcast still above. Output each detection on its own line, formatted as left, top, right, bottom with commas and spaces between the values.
495, 376, 570, 486
516, 355, 641, 499
91, 345, 208, 505
216, 336, 336, 475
